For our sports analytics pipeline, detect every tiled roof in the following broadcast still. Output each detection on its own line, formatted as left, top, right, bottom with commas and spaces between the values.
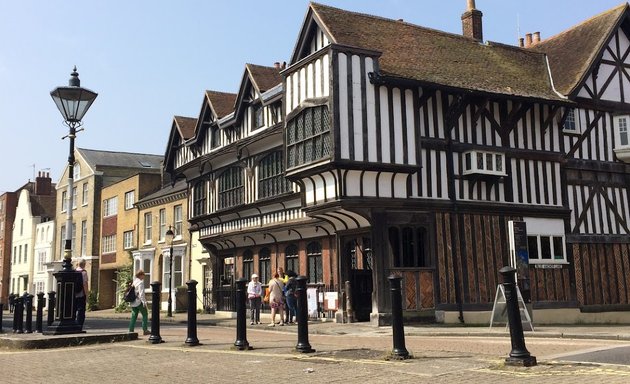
246, 64, 282, 93
531, 3, 627, 96
78, 148, 163, 170
309, 2, 564, 101
173, 116, 197, 140
205, 91, 237, 119
136, 179, 187, 205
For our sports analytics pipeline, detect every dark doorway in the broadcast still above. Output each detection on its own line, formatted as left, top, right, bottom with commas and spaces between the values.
344, 236, 373, 322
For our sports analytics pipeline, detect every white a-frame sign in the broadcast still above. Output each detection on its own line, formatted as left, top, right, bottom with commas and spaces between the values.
489, 284, 534, 331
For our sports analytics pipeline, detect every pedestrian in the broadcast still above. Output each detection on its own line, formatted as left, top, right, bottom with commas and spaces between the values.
268, 272, 285, 326
8, 293, 15, 313
75, 259, 89, 328
277, 267, 289, 322
247, 274, 262, 325
284, 273, 298, 324
128, 270, 150, 335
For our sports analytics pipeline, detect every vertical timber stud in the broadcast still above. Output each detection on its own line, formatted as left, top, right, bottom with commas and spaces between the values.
388, 275, 410, 359
233, 278, 251, 350
295, 276, 315, 353
500, 266, 537, 367
148, 281, 163, 344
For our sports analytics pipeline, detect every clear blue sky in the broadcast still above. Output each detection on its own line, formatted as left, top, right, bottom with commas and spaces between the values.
0, 0, 624, 193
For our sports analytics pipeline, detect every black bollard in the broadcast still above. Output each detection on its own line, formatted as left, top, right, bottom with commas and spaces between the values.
148, 281, 163, 344
295, 276, 315, 353
388, 275, 410, 359
24, 294, 34, 334
15, 297, 24, 334
0, 303, 3, 333
500, 266, 537, 367
185, 280, 199, 346
35, 292, 45, 333
233, 277, 250, 350
47, 291, 56, 327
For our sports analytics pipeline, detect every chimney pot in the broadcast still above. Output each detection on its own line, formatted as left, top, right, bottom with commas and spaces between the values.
533, 31, 541, 44
525, 33, 533, 47
274, 62, 280, 69
467, 0, 476, 10
519, 37, 524, 47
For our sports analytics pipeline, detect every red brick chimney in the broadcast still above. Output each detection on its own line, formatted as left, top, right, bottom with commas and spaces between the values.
35, 171, 52, 196
461, 0, 483, 41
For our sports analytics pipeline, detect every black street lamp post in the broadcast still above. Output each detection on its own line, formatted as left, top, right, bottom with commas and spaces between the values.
44, 67, 97, 335
166, 226, 174, 317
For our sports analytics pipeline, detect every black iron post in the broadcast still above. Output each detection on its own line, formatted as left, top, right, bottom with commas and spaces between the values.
500, 266, 537, 367
295, 276, 315, 353
388, 275, 410, 359
14, 297, 24, 334
0, 303, 3, 333
47, 291, 56, 327
24, 294, 34, 334
185, 280, 199, 346
35, 292, 45, 333
233, 277, 250, 350
148, 281, 163, 344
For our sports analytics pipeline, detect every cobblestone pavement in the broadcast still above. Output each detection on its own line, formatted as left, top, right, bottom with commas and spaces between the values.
2, 322, 630, 384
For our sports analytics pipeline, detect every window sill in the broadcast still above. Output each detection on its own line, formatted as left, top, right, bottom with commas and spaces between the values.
562, 128, 581, 135
614, 147, 630, 163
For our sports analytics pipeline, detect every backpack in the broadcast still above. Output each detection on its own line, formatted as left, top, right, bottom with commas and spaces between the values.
123, 284, 136, 303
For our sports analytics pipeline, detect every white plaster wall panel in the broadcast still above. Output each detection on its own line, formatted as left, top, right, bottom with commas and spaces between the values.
365, 58, 377, 162
338, 53, 350, 159
352, 55, 364, 161
392, 88, 403, 164
379, 86, 390, 162
405, 89, 416, 165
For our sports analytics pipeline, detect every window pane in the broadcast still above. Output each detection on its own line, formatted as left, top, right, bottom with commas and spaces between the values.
465, 153, 471, 170
540, 236, 552, 259
486, 154, 493, 171
552, 236, 564, 260
496, 155, 503, 173
527, 236, 539, 260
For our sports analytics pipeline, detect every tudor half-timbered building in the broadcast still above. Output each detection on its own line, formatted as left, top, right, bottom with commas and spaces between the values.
166, 1, 630, 324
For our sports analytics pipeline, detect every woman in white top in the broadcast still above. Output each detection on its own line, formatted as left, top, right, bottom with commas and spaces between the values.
128, 270, 149, 335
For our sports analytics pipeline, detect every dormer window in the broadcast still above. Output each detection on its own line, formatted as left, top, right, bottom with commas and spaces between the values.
73, 162, 81, 180
254, 104, 264, 129
463, 150, 506, 176
614, 115, 630, 162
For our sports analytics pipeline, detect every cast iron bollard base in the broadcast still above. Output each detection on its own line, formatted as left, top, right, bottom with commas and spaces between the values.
184, 280, 200, 346
500, 266, 537, 367
233, 278, 251, 350
148, 281, 163, 344
35, 292, 45, 333
295, 276, 315, 353
388, 275, 410, 359
24, 294, 34, 334
47, 291, 56, 327
0, 303, 3, 333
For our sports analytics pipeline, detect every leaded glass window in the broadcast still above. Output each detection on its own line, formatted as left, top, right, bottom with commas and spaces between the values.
193, 181, 207, 217
307, 241, 323, 284
286, 105, 331, 168
258, 151, 291, 199
218, 167, 244, 210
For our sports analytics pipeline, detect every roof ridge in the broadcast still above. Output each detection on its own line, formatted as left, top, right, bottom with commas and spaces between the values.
310, 1, 489, 44
78, 147, 162, 157
536, 3, 627, 45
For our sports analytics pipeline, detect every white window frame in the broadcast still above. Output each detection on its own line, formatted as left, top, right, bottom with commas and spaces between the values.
463, 150, 507, 177
124, 190, 135, 210
174, 205, 183, 239
103, 196, 118, 217
133, 253, 153, 291
123, 230, 134, 249
61, 191, 68, 212
102, 234, 116, 254
163, 251, 184, 290
80, 220, 87, 256
82, 183, 89, 206
159, 208, 166, 241
73, 162, 81, 180
72, 187, 77, 209
144, 213, 152, 244
523, 217, 568, 265
613, 115, 630, 162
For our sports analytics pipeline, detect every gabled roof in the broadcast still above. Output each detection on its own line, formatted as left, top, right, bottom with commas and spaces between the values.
296, 2, 564, 101
78, 148, 162, 170
135, 179, 187, 208
234, 64, 282, 120
173, 116, 197, 140
532, 3, 628, 96
246, 64, 282, 94
205, 90, 237, 119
